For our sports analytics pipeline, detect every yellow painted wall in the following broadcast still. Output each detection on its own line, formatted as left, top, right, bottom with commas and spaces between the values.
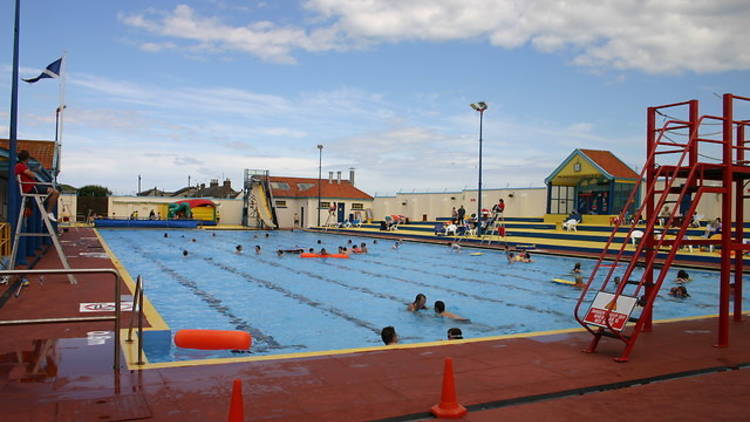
550, 154, 603, 185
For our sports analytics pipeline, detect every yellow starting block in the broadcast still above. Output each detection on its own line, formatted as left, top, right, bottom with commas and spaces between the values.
552, 278, 576, 286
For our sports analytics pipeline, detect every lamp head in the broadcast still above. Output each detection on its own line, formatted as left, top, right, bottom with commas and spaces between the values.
317, 144, 323, 150
470, 102, 488, 112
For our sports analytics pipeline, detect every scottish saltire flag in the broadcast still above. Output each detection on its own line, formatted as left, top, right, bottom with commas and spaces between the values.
22, 57, 62, 83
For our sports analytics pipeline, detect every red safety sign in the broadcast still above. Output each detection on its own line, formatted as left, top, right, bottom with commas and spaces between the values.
583, 292, 637, 332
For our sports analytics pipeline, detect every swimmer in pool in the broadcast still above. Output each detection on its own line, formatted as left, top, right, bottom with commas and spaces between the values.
434, 301, 469, 321
320, 248, 329, 256
393, 240, 401, 249
164, 233, 169, 238
276, 250, 284, 257
675, 269, 691, 284
381, 326, 398, 345
308, 248, 315, 253
255, 245, 261, 255
669, 285, 690, 298
191, 238, 196, 242
360, 242, 368, 253
507, 252, 515, 264
447, 327, 463, 340
235, 245, 243, 254
407, 293, 428, 312
572, 262, 582, 275
449, 242, 461, 252
521, 251, 534, 263
182, 250, 188, 256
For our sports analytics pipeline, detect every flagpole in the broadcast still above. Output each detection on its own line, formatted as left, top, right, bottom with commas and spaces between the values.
7, 0, 21, 242
55, 52, 66, 183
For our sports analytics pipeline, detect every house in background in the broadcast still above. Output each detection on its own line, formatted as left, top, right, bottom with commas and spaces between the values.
137, 179, 239, 199
266, 170, 373, 228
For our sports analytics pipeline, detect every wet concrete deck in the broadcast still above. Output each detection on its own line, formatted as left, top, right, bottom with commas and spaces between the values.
0, 228, 748, 421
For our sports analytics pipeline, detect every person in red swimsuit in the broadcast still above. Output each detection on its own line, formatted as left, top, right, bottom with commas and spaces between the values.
14, 150, 60, 222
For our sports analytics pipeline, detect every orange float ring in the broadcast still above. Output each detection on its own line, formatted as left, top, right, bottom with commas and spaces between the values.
174, 329, 252, 350
299, 253, 350, 258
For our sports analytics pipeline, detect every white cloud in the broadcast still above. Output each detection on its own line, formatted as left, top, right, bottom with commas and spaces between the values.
120, 1, 750, 73
118, 4, 346, 64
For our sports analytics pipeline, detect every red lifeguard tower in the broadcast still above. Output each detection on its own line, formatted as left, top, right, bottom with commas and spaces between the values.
574, 93, 749, 362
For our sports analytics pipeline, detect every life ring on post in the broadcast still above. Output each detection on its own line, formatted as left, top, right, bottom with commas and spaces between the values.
174, 329, 252, 350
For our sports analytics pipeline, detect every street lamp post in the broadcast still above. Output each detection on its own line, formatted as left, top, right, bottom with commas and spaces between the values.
470, 102, 488, 236
317, 144, 323, 226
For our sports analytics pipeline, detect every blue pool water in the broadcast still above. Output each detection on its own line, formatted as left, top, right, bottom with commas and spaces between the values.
99, 229, 748, 363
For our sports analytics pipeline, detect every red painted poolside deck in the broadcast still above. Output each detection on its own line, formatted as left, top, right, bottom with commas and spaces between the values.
0, 228, 748, 421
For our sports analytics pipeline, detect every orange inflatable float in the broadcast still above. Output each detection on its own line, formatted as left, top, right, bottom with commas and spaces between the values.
299, 253, 349, 258
174, 329, 252, 350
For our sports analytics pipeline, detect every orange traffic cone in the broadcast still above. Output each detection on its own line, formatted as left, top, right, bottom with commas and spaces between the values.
228, 378, 244, 422
430, 357, 467, 419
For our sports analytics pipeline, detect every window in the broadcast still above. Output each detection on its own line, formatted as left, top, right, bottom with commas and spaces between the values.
270, 182, 290, 190
297, 183, 315, 191
319, 201, 330, 209
351, 203, 364, 210
549, 185, 574, 214
275, 200, 287, 208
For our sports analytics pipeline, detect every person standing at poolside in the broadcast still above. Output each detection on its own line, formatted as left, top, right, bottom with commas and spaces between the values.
457, 205, 466, 225
381, 326, 399, 345
451, 207, 458, 222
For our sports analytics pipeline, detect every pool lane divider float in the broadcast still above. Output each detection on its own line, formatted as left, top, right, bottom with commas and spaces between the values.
299, 253, 350, 258
174, 329, 252, 351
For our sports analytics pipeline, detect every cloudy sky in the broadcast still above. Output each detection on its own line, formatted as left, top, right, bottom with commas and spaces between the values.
1, 0, 749, 196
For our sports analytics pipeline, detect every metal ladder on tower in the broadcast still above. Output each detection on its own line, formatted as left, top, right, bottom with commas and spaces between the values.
8, 177, 77, 285
572, 105, 720, 362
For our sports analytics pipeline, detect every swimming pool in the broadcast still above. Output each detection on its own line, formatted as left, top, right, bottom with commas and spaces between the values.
99, 229, 748, 363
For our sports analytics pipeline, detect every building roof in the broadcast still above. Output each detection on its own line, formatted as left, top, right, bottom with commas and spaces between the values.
191, 179, 239, 199
579, 149, 640, 180
545, 149, 640, 185
137, 187, 170, 197
0, 139, 56, 169
268, 176, 373, 200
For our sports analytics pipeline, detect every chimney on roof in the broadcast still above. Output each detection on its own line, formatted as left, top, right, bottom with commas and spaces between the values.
328, 171, 333, 183
349, 168, 355, 186
210, 179, 219, 188
336, 171, 341, 184
223, 179, 231, 188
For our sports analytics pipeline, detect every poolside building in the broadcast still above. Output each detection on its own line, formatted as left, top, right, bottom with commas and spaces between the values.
545, 149, 640, 221
267, 170, 374, 229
